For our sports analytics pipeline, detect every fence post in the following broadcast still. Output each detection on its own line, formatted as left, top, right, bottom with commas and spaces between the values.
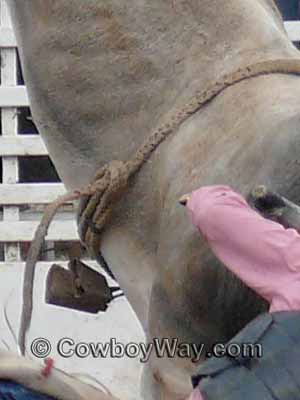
0, 0, 21, 262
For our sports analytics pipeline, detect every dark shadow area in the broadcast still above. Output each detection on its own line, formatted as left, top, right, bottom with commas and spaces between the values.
18, 156, 60, 183
17, 107, 38, 135
275, 0, 300, 20
294, 41, 300, 49
0, 244, 4, 262
16, 49, 25, 86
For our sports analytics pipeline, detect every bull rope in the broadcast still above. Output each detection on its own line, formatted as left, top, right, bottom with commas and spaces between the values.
19, 58, 300, 355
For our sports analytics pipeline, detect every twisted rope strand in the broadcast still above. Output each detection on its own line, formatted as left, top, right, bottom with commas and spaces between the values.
80, 59, 300, 253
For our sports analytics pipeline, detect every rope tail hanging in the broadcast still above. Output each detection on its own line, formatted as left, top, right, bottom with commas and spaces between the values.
18, 191, 84, 355
18, 58, 300, 355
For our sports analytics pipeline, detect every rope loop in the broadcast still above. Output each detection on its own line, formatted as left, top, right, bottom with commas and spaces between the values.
77, 59, 300, 256
78, 160, 130, 256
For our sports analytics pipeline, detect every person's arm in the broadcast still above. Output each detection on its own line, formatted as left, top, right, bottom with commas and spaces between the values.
185, 185, 300, 312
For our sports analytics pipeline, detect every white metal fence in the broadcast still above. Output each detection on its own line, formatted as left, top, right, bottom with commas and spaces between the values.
0, 0, 78, 269
0, 2, 300, 266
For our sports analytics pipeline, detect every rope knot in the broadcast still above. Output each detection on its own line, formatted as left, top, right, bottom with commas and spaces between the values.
77, 160, 130, 256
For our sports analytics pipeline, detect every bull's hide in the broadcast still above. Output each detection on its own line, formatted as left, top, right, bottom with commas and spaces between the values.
5, 0, 300, 399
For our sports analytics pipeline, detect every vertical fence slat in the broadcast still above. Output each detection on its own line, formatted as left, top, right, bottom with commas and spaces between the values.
1, 0, 21, 261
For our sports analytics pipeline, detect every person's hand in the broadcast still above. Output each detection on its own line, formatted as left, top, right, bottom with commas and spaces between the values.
179, 193, 191, 206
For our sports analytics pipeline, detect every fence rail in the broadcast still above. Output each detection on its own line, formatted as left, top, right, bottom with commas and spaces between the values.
0, 87, 28, 107
0, 136, 48, 156
0, 26, 16, 47
0, 183, 65, 204
284, 21, 300, 41
0, 221, 77, 242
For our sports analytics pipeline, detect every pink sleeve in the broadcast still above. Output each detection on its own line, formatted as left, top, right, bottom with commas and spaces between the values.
186, 388, 204, 400
186, 185, 300, 312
